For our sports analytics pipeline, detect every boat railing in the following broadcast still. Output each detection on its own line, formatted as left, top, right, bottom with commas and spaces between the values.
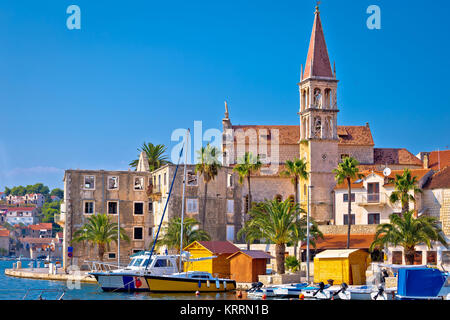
84, 260, 128, 272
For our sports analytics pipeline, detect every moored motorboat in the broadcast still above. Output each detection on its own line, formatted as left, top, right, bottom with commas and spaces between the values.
336, 283, 395, 300
144, 271, 236, 293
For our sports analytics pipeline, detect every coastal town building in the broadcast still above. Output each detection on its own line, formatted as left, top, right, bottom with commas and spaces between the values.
221, 5, 425, 226
6, 193, 45, 208
4, 206, 38, 226
0, 228, 11, 255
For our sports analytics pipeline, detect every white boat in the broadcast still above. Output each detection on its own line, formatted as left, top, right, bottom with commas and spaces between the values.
89, 252, 179, 292
272, 283, 309, 298
247, 282, 286, 298
337, 283, 395, 300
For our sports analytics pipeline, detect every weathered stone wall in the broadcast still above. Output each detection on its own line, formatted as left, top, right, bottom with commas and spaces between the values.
442, 189, 450, 235
62, 170, 152, 268
318, 224, 378, 235
338, 145, 374, 164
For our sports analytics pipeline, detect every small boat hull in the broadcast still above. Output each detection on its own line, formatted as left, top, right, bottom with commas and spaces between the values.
92, 273, 149, 292
145, 275, 236, 293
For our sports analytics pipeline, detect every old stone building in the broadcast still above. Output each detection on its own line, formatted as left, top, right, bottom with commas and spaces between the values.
221, 5, 424, 225
59, 169, 153, 268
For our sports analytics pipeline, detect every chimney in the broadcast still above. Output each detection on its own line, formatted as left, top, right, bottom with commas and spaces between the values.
365, 122, 370, 128
423, 153, 429, 169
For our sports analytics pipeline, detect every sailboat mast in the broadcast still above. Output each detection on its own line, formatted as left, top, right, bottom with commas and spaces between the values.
179, 129, 190, 272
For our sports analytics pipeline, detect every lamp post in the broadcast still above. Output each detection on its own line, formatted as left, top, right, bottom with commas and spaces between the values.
306, 185, 314, 284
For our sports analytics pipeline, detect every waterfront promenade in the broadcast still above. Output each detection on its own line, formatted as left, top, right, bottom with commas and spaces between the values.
5, 267, 96, 283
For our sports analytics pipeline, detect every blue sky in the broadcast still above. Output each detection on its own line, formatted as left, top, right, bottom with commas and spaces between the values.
0, 0, 449, 191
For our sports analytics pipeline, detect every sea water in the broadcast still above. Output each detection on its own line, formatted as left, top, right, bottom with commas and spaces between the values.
0, 260, 238, 300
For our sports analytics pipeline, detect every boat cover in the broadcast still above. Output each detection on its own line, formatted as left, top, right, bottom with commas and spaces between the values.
397, 268, 446, 298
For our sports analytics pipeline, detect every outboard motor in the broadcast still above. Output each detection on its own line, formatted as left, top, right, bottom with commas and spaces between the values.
332, 282, 348, 299
371, 284, 386, 300
248, 281, 263, 292
313, 282, 325, 297
380, 269, 389, 284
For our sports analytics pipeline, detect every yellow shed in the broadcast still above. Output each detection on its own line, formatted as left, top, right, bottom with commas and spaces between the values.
183, 241, 240, 278
313, 249, 371, 285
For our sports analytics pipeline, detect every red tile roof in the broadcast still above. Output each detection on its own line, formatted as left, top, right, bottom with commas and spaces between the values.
6, 207, 36, 212
196, 241, 240, 254
302, 7, 333, 80
227, 250, 274, 260
337, 126, 374, 146
374, 148, 423, 166
428, 150, 450, 170
300, 234, 376, 250
29, 223, 53, 231
424, 166, 450, 189
0, 229, 10, 237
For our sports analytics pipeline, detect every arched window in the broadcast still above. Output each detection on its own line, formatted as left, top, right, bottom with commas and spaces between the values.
288, 195, 295, 203
274, 194, 282, 202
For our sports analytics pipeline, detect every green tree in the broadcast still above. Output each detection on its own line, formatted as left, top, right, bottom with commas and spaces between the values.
10, 186, 26, 196
237, 199, 322, 274
129, 142, 169, 171
50, 188, 64, 199
389, 169, 422, 216
71, 213, 130, 261
41, 201, 62, 232
158, 217, 211, 254
285, 255, 300, 272
333, 157, 365, 249
281, 157, 309, 259
195, 144, 222, 229
370, 210, 448, 265
4, 187, 11, 196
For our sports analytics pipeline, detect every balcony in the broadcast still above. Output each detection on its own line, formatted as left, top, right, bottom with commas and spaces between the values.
356, 193, 387, 206
147, 184, 162, 201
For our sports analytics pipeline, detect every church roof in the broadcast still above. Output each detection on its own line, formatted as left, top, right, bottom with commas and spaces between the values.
302, 5, 334, 80
337, 125, 374, 146
373, 148, 423, 166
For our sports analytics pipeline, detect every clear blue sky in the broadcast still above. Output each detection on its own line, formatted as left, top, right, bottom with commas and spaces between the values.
0, 0, 449, 191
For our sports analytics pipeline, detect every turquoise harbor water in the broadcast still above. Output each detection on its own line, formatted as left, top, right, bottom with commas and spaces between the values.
0, 261, 238, 300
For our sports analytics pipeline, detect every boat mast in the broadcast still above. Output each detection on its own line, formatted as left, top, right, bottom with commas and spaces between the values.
144, 129, 188, 271
179, 129, 190, 273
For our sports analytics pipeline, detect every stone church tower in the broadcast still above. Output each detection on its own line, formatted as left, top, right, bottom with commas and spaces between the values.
298, 4, 339, 223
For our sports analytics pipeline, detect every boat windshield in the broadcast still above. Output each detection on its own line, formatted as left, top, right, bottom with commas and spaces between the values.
132, 258, 144, 267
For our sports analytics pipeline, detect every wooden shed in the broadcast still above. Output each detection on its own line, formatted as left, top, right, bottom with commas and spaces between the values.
227, 250, 274, 283
183, 241, 240, 278
313, 249, 371, 285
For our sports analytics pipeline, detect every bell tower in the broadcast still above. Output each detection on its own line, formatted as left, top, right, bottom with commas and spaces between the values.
298, 4, 339, 223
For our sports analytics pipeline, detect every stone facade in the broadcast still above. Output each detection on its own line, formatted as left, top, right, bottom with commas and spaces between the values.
60, 169, 152, 269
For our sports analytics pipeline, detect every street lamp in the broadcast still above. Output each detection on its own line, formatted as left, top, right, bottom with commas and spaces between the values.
306, 185, 314, 284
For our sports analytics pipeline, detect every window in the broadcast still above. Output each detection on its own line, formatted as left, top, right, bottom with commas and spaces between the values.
134, 177, 144, 190
343, 193, 355, 202
108, 176, 119, 190
227, 174, 233, 188
148, 228, 153, 236
164, 173, 167, 186
187, 170, 198, 186
368, 213, 380, 225
367, 183, 380, 202
107, 252, 116, 259
154, 259, 168, 267
274, 194, 282, 202
132, 249, 143, 254
343, 214, 355, 225
107, 201, 118, 215
134, 202, 144, 215
134, 227, 143, 240
84, 176, 95, 189
84, 201, 94, 214
227, 200, 234, 214
187, 199, 198, 213
148, 201, 153, 213
414, 251, 423, 265
392, 251, 403, 264
427, 251, 437, 265
340, 154, 350, 161
226, 225, 235, 242
442, 251, 450, 264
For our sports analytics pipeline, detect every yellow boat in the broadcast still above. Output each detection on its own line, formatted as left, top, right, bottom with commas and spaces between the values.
144, 271, 236, 293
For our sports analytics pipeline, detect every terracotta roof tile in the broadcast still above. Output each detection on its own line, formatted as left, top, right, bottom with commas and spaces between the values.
29, 223, 53, 231
428, 150, 450, 170
423, 166, 450, 189
300, 234, 376, 250
0, 229, 10, 237
337, 126, 374, 146
374, 148, 423, 166
227, 250, 274, 260
196, 241, 240, 254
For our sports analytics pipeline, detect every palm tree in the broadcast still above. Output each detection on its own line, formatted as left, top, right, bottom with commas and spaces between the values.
237, 199, 322, 274
389, 169, 422, 216
195, 144, 222, 229
370, 210, 448, 265
281, 157, 309, 259
333, 156, 365, 249
158, 217, 211, 254
129, 142, 169, 171
72, 213, 130, 262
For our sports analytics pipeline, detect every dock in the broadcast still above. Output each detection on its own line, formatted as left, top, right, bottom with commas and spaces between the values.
4, 268, 97, 283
